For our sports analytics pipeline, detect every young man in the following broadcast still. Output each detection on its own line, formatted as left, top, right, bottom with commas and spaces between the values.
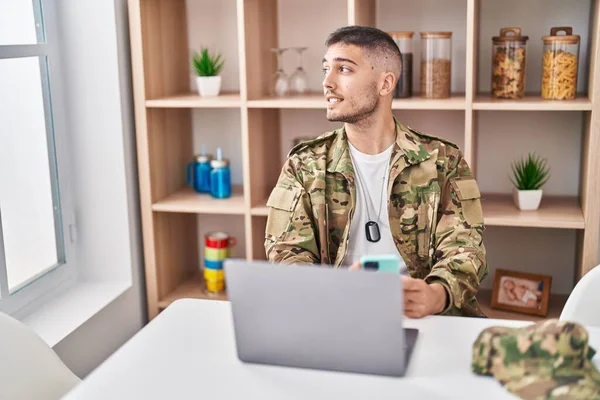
264, 26, 488, 318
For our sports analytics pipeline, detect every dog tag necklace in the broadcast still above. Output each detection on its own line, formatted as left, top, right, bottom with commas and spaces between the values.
351, 154, 390, 243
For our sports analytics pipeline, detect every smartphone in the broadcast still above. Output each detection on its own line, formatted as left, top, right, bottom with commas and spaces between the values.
359, 254, 402, 273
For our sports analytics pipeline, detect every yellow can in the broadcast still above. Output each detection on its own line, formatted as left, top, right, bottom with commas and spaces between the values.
204, 268, 225, 281
205, 279, 225, 294
204, 247, 228, 261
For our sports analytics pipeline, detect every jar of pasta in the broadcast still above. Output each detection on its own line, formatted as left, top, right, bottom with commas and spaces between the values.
389, 31, 414, 98
420, 32, 452, 99
491, 28, 528, 99
541, 27, 580, 100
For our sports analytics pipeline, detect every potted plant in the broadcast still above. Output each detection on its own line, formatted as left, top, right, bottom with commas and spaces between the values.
510, 153, 550, 211
192, 48, 224, 97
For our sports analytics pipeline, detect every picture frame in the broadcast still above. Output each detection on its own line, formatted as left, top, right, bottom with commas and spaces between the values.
490, 269, 552, 317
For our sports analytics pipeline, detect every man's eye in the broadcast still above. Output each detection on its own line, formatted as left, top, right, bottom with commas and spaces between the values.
322, 67, 329, 74
340, 66, 350, 73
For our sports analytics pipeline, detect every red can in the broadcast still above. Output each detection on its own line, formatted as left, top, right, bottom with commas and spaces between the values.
205, 232, 237, 249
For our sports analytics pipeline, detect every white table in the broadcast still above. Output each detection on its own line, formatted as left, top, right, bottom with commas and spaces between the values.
62, 298, 600, 400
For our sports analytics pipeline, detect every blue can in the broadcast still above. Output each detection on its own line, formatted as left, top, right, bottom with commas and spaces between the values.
210, 147, 231, 199
187, 154, 212, 193
204, 259, 224, 270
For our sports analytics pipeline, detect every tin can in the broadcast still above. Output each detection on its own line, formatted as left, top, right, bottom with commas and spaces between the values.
203, 232, 236, 295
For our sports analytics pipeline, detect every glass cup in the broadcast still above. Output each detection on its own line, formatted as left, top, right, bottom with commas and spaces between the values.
288, 47, 309, 95
270, 48, 289, 97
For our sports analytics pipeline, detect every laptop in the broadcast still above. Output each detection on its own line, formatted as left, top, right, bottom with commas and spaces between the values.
224, 259, 419, 377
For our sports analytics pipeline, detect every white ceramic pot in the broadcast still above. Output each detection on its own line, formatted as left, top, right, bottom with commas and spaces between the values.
513, 188, 543, 211
196, 76, 222, 97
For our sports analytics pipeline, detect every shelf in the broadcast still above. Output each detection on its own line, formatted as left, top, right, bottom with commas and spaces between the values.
248, 93, 325, 109
158, 273, 228, 309
482, 194, 584, 229
152, 186, 246, 214
473, 95, 592, 111
144, 93, 590, 111
479, 289, 568, 322
251, 199, 269, 216
252, 194, 583, 229
146, 92, 242, 108
247, 93, 466, 110
392, 95, 466, 110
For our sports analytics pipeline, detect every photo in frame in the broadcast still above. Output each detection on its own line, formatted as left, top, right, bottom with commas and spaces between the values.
490, 269, 552, 317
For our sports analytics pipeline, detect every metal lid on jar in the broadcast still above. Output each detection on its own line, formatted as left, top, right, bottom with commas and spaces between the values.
493, 28, 529, 43
388, 31, 414, 39
543, 27, 580, 44
420, 31, 452, 38
195, 154, 212, 163
210, 159, 229, 168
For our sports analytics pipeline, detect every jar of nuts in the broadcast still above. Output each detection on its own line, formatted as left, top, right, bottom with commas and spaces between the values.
491, 28, 529, 99
420, 32, 452, 99
541, 27, 580, 100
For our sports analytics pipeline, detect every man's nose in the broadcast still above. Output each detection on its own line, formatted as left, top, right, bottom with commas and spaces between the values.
322, 72, 335, 91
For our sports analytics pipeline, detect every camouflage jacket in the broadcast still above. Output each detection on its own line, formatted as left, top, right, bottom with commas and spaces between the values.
264, 121, 488, 317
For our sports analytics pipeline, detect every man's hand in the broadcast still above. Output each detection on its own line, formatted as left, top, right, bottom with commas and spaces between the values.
349, 261, 361, 271
402, 276, 448, 319
347, 261, 447, 318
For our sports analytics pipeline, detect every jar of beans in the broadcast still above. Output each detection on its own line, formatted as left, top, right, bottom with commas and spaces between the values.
420, 32, 452, 99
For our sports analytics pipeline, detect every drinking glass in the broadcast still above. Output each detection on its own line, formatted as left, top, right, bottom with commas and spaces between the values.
270, 48, 289, 97
289, 47, 309, 95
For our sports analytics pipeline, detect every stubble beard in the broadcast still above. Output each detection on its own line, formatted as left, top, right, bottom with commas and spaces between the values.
326, 84, 380, 124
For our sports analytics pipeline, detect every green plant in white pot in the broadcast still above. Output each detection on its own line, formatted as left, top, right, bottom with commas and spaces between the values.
510, 153, 550, 211
192, 48, 224, 97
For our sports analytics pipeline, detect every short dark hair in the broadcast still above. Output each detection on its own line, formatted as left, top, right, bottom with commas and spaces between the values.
325, 25, 402, 77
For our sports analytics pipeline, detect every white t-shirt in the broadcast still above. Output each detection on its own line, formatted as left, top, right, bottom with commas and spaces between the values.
345, 142, 406, 269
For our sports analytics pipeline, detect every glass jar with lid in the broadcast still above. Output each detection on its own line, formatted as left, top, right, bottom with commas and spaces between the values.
388, 31, 414, 98
420, 32, 452, 99
491, 27, 529, 99
541, 27, 580, 100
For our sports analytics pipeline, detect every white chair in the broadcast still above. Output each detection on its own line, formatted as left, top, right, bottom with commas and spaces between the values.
560, 264, 600, 327
0, 311, 80, 400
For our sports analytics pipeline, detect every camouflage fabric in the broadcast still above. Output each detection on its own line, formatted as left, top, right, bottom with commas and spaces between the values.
472, 319, 600, 399
264, 120, 488, 316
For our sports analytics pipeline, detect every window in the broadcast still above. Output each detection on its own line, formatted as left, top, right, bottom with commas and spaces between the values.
0, 0, 76, 315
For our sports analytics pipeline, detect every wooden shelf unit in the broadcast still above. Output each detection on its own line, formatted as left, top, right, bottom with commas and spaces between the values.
146, 92, 242, 108
158, 273, 228, 309
128, 0, 600, 321
246, 93, 467, 110
473, 95, 593, 111
152, 186, 246, 215
478, 290, 569, 322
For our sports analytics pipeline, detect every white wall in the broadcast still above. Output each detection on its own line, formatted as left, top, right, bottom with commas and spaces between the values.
51, 0, 146, 377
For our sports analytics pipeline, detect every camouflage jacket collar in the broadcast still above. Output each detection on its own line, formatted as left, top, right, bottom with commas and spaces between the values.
325, 120, 432, 179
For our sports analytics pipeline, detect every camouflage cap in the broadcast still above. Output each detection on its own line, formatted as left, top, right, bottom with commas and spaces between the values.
472, 319, 600, 399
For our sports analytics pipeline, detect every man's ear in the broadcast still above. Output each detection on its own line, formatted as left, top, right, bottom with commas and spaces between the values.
380, 72, 397, 96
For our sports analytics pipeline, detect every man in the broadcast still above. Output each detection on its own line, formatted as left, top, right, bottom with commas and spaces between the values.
264, 26, 488, 318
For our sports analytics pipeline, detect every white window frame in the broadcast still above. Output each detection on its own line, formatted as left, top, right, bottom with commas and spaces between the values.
0, 0, 77, 317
